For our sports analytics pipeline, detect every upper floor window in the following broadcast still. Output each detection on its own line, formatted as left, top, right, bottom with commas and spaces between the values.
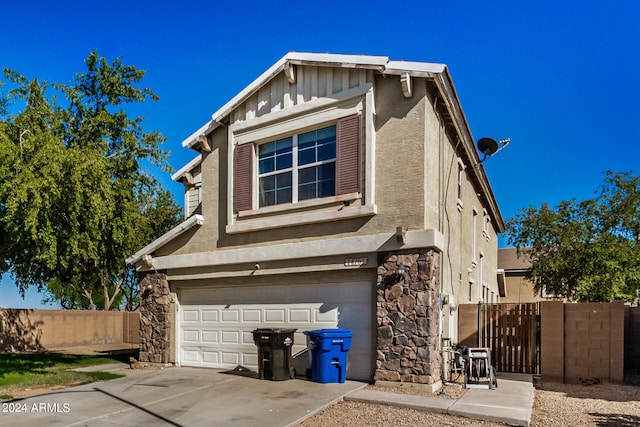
233, 115, 360, 214
258, 126, 336, 207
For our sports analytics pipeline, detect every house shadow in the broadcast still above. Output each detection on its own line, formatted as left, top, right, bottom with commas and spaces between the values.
589, 412, 640, 427
220, 348, 312, 381
220, 365, 259, 379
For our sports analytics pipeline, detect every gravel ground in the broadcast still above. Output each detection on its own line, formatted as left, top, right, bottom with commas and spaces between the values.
297, 380, 640, 427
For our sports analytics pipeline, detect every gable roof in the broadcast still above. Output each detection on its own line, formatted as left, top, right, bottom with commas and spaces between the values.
181, 52, 447, 149
177, 52, 505, 232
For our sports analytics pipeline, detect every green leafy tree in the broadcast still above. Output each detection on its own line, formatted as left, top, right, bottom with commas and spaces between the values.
0, 51, 181, 310
507, 171, 640, 302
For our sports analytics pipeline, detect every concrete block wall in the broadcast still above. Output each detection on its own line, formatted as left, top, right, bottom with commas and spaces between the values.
561, 301, 624, 384
459, 301, 626, 384
0, 308, 139, 352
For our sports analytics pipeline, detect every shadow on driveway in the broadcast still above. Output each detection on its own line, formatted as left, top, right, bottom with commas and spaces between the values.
2, 366, 365, 427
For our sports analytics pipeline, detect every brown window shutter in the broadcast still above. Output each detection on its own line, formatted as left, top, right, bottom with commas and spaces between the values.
336, 114, 361, 195
233, 143, 253, 213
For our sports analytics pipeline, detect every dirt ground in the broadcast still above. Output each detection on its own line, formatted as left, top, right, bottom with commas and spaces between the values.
300, 377, 640, 427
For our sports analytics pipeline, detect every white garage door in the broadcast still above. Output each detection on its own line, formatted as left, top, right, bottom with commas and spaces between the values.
178, 282, 373, 381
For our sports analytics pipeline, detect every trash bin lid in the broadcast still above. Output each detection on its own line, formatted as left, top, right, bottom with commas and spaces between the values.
252, 328, 297, 334
304, 328, 352, 337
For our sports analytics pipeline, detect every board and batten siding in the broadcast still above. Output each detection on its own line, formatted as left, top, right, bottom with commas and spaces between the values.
185, 165, 203, 217
230, 66, 371, 125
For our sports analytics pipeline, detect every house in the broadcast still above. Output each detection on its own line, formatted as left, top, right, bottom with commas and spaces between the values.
127, 53, 505, 388
498, 247, 554, 303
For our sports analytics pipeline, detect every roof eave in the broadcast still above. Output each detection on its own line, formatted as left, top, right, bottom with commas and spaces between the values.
171, 154, 203, 182
126, 214, 204, 268
433, 68, 506, 232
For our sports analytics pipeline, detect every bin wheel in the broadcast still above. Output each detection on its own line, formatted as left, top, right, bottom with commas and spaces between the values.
305, 368, 312, 381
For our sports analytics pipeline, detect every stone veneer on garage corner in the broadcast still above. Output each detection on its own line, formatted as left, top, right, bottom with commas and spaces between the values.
139, 272, 172, 364
375, 249, 442, 385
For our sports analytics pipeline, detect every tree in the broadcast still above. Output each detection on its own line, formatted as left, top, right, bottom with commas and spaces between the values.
507, 171, 640, 302
0, 51, 181, 310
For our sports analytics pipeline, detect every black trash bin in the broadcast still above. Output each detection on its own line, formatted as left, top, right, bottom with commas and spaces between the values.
252, 328, 297, 381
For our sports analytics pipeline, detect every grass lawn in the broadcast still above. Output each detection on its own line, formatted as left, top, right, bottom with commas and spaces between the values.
0, 352, 127, 400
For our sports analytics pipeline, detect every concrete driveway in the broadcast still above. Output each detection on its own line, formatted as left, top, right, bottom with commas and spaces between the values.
1, 366, 365, 426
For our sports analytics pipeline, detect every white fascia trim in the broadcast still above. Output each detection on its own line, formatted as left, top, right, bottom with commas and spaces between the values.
171, 154, 203, 182
385, 61, 446, 77
434, 70, 506, 232
147, 228, 445, 272
286, 52, 389, 69
181, 120, 217, 148
126, 214, 204, 265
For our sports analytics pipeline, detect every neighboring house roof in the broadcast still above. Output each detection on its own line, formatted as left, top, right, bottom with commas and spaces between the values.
498, 247, 532, 273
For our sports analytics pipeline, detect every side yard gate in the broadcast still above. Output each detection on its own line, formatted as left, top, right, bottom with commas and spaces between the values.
459, 302, 540, 374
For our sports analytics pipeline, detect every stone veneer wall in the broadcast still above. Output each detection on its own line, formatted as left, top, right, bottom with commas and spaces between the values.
139, 272, 171, 363
375, 249, 441, 384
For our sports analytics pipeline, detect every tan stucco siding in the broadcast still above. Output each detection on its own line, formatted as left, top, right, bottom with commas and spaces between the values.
365, 74, 426, 234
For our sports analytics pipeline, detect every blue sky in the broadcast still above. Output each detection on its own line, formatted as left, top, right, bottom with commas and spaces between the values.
1, 0, 638, 308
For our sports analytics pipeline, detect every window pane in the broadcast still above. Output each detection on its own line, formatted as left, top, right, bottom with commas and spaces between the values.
298, 130, 316, 149
259, 142, 275, 157
259, 158, 274, 174
276, 153, 292, 170
317, 141, 336, 161
275, 137, 292, 154
318, 162, 335, 181
298, 167, 316, 185
317, 126, 336, 144
260, 191, 275, 207
298, 147, 315, 166
276, 188, 292, 204
298, 183, 316, 201
319, 178, 335, 198
259, 172, 291, 207
260, 175, 275, 191
276, 171, 292, 188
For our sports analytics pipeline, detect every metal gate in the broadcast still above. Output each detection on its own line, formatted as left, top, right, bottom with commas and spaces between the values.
479, 303, 540, 374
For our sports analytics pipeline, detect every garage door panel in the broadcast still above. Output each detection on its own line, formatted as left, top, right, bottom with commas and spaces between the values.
202, 351, 219, 363
221, 310, 239, 322
264, 309, 286, 323
182, 330, 199, 343
315, 307, 338, 323
242, 309, 261, 322
183, 310, 199, 322
201, 310, 218, 322
179, 282, 373, 380
221, 330, 240, 344
201, 330, 218, 343
289, 308, 312, 323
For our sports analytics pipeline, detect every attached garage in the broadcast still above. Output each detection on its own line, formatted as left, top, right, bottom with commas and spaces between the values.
177, 281, 374, 381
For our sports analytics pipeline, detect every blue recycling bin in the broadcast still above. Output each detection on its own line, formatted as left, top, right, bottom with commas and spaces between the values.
304, 328, 352, 383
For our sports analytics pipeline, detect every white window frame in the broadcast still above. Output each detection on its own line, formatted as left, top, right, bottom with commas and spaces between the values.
471, 206, 478, 267
226, 92, 377, 234
456, 158, 465, 212
482, 208, 491, 241
257, 126, 337, 208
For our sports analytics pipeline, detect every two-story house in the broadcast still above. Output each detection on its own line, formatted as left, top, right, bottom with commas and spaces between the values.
128, 53, 505, 388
